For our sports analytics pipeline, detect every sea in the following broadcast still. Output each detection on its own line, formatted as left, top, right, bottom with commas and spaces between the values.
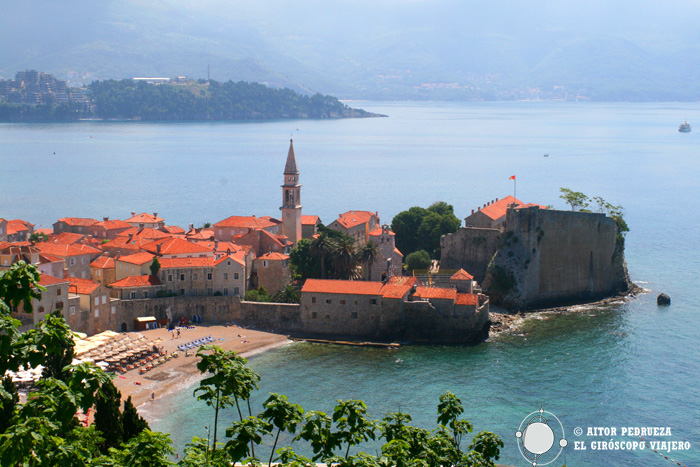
2, 101, 699, 466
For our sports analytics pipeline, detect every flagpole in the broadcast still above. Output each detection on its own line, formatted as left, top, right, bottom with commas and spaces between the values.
514, 177, 516, 205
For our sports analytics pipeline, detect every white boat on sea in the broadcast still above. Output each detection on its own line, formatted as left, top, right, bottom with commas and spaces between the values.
679, 120, 692, 132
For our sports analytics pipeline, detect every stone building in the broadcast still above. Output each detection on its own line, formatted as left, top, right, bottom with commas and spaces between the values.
115, 252, 155, 281
66, 277, 117, 335
327, 211, 380, 243
280, 139, 302, 246
109, 275, 164, 300
88, 218, 132, 239
53, 217, 98, 235
0, 243, 40, 269
5, 219, 34, 242
301, 215, 322, 239
213, 216, 279, 241
367, 224, 403, 281
125, 212, 165, 229
90, 255, 116, 285
252, 252, 291, 294
234, 228, 291, 257
34, 242, 102, 278
141, 237, 214, 259
158, 255, 246, 297
11, 274, 70, 327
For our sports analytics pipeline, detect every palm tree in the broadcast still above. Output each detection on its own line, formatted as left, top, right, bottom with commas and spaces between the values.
357, 242, 383, 281
330, 236, 359, 280
310, 232, 334, 279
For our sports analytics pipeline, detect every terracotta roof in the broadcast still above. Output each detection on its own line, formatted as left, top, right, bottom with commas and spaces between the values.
413, 286, 457, 300
455, 293, 479, 306
48, 232, 85, 245
92, 219, 132, 230
110, 275, 161, 288
301, 279, 384, 296
35, 242, 101, 257
472, 196, 523, 221
451, 269, 474, 281
214, 254, 245, 267
194, 240, 240, 253
163, 225, 186, 234
67, 277, 102, 295
332, 211, 378, 229
101, 236, 148, 252
0, 243, 39, 255
7, 220, 31, 235
56, 217, 98, 227
125, 212, 164, 224
117, 252, 154, 265
116, 227, 171, 240
256, 252, 289, 261
260, 216, 282, 225
301, 215, 320, 225
91, 256, 115, 269
369, 228, 395, 236
214, 215, 276, 229
185, 228, 214, 240
387, 276, 420, 287
38, 253, 64, 264
159, 257, 216, 269
380, 284, 411, 299
394, 247, 403, 257
235, 228, 290, 250
38, 274, 68, 287
142, 238, 213, 256
516, 203, 548, 210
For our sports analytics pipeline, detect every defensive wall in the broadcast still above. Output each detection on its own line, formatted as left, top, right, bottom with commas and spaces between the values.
481, 206, 630, 310
440, 227, 502, 283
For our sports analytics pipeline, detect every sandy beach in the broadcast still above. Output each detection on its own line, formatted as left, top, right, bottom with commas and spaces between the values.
109, 325, 291, 410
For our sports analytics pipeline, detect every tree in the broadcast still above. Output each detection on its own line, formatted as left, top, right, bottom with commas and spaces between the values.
94, 379, 124, 453
405, 250, 431, 271
261, 393, 304, 466
330, 236, 360, 280
559, 188, 590, 211
122, 395, 149, 443
357, 242, 383, 281
29, 232, 48, 244
310, 232, 334, 279
289, 239, 322, 281
150, 256, 161, 276
391, 202, 461, 259
272, 285, 301, 304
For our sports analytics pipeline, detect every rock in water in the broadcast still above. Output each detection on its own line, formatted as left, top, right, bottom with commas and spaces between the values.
657, 293, 671, 306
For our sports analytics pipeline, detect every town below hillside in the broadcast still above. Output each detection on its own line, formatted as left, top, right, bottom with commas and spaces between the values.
0, 71, 383, 122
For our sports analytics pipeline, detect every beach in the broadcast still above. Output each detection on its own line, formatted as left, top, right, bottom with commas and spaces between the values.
110, 325, 291, 409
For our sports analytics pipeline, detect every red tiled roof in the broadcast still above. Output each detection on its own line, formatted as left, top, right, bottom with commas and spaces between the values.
234, 228, 290, 250
91, 256, 115, 269
34, 228, 53, 235
159, 257, 216, 269
67, 277, 102, 295
186, 228, 214, 240
125, 212, 164, 224
214, 255, 245, 267
301, 279, 384, 295
455, 293, 479, 306
117, 252, 154, 265
57, 217, 98, 227
38, 274, 68, 287
163, 225, 186, 234
256, 252, 289, 261
516, 203, 548, 210
394, 247, 403, 257
387, 276, 420, 287
451, 269, 474, 281
38, 253, 64, 264
194, 240, 240, 253
260, 216, 282, 225
92, 219, 132, 230
7, 220, 31, 235
413, 286, 457, 300
380, 284, 412, 299
473, 196, 523, 221
48, 232, 85, 245
214, 215, 276, 229
333, 211, 377, 229
301, 215, 320, 225
110, 275, 161, 288
369, 228, 395, 236
36, 242, 102, 257
0, 243, 39, 255
142, 238, 213, 256
116, 227, 171, 240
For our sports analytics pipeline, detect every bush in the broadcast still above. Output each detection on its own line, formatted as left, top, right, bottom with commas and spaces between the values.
405, 250, 431, 271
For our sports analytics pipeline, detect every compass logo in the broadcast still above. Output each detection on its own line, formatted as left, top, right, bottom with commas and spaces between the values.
515, 407, 567, 466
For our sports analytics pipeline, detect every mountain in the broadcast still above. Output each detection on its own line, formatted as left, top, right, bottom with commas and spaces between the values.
3, 0, 700, 101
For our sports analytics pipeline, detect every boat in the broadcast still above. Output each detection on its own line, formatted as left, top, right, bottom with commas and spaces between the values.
679, 120, 692, 133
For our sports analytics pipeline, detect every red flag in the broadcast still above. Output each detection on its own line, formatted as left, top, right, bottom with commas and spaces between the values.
509, 175, 516, 180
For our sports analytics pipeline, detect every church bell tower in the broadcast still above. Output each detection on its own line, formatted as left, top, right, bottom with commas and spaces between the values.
280, 139, 302, 245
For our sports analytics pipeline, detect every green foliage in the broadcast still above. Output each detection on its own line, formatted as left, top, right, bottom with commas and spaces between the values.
88, 79, 370, 121
122, 395, 149, 443
296, 231, 367, 281
559, 188, 590, 211
150, 256, 161, 276
100, 430, 175, 467
272, 285, 302, 304
289, 238, 322, 281
29, 232, 48, 244
405, 250, 431, 271
244, 286, 271, 302
94, 379, 124, 453
391, 202, 461, 259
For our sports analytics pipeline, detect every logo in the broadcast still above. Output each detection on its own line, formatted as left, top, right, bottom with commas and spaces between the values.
515, 407, 567, 466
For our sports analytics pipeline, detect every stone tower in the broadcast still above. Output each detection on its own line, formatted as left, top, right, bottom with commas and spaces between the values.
280, 139, 302, 245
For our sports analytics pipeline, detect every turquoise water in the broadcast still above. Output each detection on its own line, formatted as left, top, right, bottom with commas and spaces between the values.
2, 102, 700, 466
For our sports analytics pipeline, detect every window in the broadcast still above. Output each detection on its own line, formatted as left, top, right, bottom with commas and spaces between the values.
102, 295, 107, 304
2, 259, 7, 266
70, 306, 76, 315
193, 274, 198, 280
207, 273, 212, 280
130, 292, 136, 299
111, 306, 116, 314
180, 274, 185, 281
38, 306, 45, 314
355, 300, 358, 305
311, 297, 316, 304
82, 271, 87, 278
223, 288, 228, 296
70, 258, 75, 265
263, 260, 268, 267
371, 298, 377, 305
234, 273, 239, 280
56, 288, 62, 296
234, 287, 239, 295
325, 314, 330, 320
168, 275, 173, 282
96, 270, 101, 277
351, 312, 358, 319
180, 289, 185, 296
312, 312, 318, 319
95, 309, 99, 318
94, 297, 99, 306
340, 300, 346, 305
207, 288, 212, 296
223, 273, 228, 280
326, 299, 331, 304
144, 291, 149, 298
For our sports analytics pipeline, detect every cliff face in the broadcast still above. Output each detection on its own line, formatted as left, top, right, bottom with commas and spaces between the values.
481, 207, 630, 310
